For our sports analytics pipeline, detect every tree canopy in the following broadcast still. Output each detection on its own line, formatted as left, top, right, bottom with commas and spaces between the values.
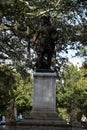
0, 0, 87, 74
56, 64, 87, 120
0, 64, 33, 116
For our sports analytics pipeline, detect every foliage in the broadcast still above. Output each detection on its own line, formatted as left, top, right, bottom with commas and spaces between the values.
58, 108, 69, 120
15, 74, 33, 115
0, 64, 33, 116
0, 0, 87, 75
56, 64, 87, 119
0, 64, 20, 114
56, 64, 80, 108
77, 65, 87, 114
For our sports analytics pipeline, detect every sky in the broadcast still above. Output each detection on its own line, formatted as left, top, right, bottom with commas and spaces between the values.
63, 49, 84, 68
69, 56, 84, 68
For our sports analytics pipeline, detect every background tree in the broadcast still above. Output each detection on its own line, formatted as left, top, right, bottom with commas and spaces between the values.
0, 64, 20, 115
56, 64, 80, 118
0, 0, 87, 75
77, 64, 87, 115
56, 63, 87, 120
15, 73, 33, 116
0, 64, 33, 116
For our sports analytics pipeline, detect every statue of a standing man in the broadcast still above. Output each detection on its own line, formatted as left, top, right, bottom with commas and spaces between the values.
32, 15, 58, 71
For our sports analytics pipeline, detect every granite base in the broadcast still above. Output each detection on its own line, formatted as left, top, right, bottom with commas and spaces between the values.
6, 117, 72, 130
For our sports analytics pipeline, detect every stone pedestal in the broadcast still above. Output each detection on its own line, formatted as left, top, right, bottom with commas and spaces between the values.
7, 72, 72, 130
6, 121, 16, 130
30, 72, 57, 119
71, 122, 82, 130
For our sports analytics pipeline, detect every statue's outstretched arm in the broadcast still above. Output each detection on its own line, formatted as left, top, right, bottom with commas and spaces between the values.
32, 30, 40, 45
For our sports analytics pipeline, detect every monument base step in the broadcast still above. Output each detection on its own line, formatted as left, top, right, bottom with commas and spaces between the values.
7, 118, 72, 130
30, 111, 59, 119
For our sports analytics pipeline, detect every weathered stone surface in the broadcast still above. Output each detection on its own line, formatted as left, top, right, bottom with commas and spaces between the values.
30, 72, 57, 119
15, 118, 71, 130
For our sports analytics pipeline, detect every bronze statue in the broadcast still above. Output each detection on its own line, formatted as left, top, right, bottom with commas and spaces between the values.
32, 15, 58, 71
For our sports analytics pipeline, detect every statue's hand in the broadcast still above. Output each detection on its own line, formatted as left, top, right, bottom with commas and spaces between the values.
31, 37, 35, 43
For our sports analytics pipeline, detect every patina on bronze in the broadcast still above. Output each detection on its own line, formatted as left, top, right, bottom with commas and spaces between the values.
32, 15, 58, 71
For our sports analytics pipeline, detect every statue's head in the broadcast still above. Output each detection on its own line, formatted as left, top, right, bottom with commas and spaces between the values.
40, 15, 51, 25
